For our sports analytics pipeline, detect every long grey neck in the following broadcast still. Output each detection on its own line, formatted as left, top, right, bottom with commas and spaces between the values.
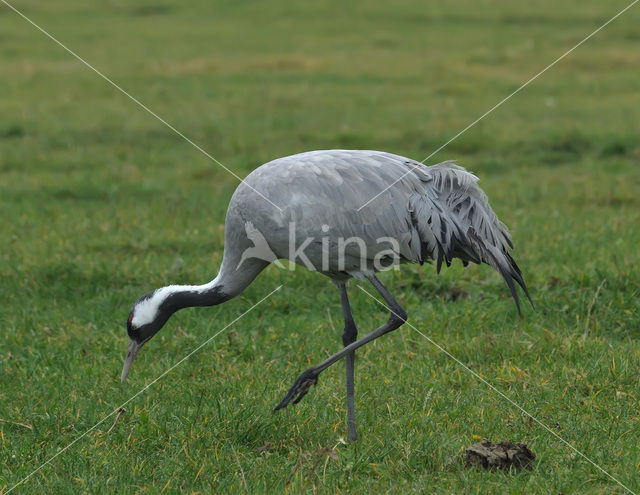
161, 277, 231, 314
158, 257, 269, 316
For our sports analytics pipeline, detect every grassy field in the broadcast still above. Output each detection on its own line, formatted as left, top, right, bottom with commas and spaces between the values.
1, 0, 639, 493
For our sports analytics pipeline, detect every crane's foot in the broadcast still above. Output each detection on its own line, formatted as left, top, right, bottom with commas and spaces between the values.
273, 368, 319, 411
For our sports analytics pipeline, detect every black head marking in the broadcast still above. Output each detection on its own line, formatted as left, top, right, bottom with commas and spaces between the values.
126, 311, 136, 339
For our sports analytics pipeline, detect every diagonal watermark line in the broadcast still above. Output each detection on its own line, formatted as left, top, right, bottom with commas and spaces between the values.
5, 285, 283, 494
357, 285, 636, 495
357, 0, 640, 212
0, 0, 282, 213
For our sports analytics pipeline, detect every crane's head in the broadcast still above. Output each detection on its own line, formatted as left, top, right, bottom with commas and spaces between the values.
120, 289, 173, 383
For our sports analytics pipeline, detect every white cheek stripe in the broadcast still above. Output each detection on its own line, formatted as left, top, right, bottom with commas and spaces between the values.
130, 275, 221, 328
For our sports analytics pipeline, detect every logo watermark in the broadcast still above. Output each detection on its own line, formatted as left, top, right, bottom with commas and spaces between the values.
237, 221, 402, 274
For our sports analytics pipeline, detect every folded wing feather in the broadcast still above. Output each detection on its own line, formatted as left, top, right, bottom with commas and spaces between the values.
408, 161, 533, 313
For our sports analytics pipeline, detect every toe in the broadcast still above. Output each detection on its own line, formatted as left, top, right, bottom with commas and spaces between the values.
273, 369, 318, 411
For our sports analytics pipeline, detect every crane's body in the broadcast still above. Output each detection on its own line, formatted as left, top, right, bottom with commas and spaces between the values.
122, 149, 532, 441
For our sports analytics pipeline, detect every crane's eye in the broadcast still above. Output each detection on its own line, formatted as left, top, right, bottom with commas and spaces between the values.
127, 313, 136, 334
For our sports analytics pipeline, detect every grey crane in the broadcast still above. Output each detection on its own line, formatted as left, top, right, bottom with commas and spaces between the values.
121, 149, 532, 441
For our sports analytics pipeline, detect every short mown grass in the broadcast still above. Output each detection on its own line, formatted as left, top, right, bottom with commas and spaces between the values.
1, 0, 639, 493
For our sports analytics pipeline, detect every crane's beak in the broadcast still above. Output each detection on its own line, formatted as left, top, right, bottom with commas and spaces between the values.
121, 339, 142, 383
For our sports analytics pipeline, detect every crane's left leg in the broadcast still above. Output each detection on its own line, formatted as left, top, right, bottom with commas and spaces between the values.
274, 274, 407, 418
337, 281, 358, 442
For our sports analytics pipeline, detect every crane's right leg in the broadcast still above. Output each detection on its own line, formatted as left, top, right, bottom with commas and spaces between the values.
337, 281, 358, 442
273, 274, 407, 416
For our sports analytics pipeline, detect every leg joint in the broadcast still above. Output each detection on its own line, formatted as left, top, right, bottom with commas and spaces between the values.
388, 306, 408, 325
342, 319, 358, 346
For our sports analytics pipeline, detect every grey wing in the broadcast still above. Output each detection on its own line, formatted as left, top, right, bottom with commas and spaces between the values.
233, 150, 532, 311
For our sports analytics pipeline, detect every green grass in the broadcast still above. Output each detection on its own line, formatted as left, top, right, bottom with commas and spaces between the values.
1, 0, 640, 493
